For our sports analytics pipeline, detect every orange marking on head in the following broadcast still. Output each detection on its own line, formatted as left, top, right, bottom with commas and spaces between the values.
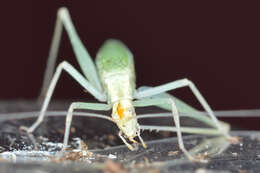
117, 103, 124, 119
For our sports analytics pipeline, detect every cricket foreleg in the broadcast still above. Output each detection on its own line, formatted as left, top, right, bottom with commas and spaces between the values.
21, 61, 106, 133
63, 102, 110, 150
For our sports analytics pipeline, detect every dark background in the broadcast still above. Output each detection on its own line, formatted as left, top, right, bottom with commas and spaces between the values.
0, 1, 259, 112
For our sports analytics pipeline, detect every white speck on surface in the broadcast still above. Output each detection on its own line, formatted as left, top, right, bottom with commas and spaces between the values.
196, 168, 207, 173
82, 150, 87, 156
231, 152, 238, 157
108, 154, 117, 159
72, 137, 82, 149
43, 142, 63, 148
196, 168, 230, 173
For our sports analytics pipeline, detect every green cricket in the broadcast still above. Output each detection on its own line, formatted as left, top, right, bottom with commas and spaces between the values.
21, 7, 237, 162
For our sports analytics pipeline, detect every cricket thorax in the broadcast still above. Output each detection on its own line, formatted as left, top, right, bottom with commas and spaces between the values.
102, 72, 135, 103
112, 99, 138, 138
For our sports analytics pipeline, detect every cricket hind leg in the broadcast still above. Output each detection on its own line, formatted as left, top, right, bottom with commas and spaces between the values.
135, 80, 231, 140
138, 85, 239, 144
136, 86, 230, 132
139, 125, 230, 162
39, 7, 102, 102
134, 98, 207, 162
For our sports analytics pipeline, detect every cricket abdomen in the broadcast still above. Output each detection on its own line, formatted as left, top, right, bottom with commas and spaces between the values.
95, 39, 136, 103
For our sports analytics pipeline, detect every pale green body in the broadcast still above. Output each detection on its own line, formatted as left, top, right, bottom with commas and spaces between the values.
96, 40, 136, 104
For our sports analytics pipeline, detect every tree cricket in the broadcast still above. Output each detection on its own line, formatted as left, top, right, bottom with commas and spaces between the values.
21, 7, 237, 162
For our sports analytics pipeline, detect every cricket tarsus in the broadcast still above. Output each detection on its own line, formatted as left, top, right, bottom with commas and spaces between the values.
22, 7, 234, 162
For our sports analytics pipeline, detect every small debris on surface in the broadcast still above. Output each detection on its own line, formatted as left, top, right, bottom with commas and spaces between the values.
0, 157, 8, 162
144, 156, 150, 165
70, 127, 76, 133
168, 150, 179, 156
48, 139, 96, 162
108, 134, 117, 142
160, 131, 170, 138
49, 149, 95, 163
195, 151, 209, 160
228, 136, 241, 144
143, 169, 160, 173
238, 169, 248, 173
231, 152, 238, 157
72, 138, 88, 150
195, 168, 207, 173
0, 146, 5, 152
104, 160, 128, 173
195, 168, 230, 173
108, 154, 117, 159
0, 152, 17, 162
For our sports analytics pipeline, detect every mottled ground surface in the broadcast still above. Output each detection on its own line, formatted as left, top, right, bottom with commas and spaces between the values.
0, 100, 259, 173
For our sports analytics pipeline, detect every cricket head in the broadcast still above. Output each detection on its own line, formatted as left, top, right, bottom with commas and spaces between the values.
112, 99, 139, 139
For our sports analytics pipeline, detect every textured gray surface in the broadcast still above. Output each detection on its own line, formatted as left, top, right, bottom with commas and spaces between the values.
0, 100, 259, 173
0, 133, 260, 173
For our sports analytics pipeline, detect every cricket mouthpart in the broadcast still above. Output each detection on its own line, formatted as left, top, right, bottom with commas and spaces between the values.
112, 99, 138, 138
